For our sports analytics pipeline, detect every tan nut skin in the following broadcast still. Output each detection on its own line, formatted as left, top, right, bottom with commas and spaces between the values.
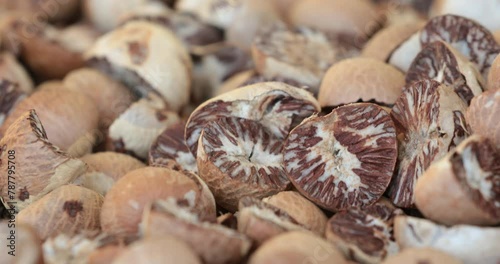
318, 58, 405, 107
248, 231, 348, 264
17, 185, 103, 241
0, 222, 42, 264
100, 167, 216, 236
263, 191, 327, 235
382, 248, 462, 264
487, 54, 500, 90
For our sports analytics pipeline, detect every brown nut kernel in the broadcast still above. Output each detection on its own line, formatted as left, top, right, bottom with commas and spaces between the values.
387, 79, 469, 208
141, 199, 252, 264
0, 110, 86, 211
100, 167, 216, 236
262, 191, 327, 235
283, 103, 397, 212
415, 135, 500, 226
248, 231, 348, 264
466, 89, 500, 149
17, 185, 103, 240
382, 248, 461, 264
318, 58, 405, 108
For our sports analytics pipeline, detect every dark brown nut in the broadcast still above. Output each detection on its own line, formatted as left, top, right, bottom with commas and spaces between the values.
325, 198, 403, 264
488, 54, 500, 90
387, 79, 469, 208
262, 191, 327, 235
394, 215, 500, 264
85, 20, 192, 112
0, 110, 87, 212
74, 152, 146, 196
63, 68, 135, 130
100, 167, 216, 236
0, 82, 100, 157
283, 103, 397, 212
252, 22, 339, 94
0, 51, 34, 93
107, 96, 181, 159
17, 185, 103, 240
186, 82, 320, 157
415, 135, 500, 226
197, 117, 289, 211
175, 0, 243, 29
149, 121, 197, 172
406, 41, 484, 104
141, 199, 252, 264
288, 0, 381, 48
466, 89, 500, 149
84, 0, 149, 32
248, 231, 348, 264
0, 222, 42, 263
318, 58, 405, 108
0, 0, 80, 23
361, 21, 425, 62
0, 79, 26, 127
382, 248, 462, 264
237, 196, 305, 246
430, 0, 500, 32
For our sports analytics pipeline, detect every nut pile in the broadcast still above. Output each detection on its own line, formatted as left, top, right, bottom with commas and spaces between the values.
0, 0, 499, 263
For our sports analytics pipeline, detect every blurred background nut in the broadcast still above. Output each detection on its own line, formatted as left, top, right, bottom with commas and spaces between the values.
0, 0, 81, 24
175, 0, 243, 29
84, 0, 150, 32
0, 79, 26, 127
0, 51, 34, 94
0, 222, 43, 263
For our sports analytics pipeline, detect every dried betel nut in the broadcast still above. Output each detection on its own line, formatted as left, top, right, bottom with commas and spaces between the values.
100, 167, 216, 236
17, 185, 103, 241
149, 120, 197, 172
283, 103, 398, 212
387, 79, 469, 208
107, 96, 181, 159
0, 222, 42, 263
415, 135, 500, 226
466, 88, 500, 149
197, 117, 289, 211
237, 197, 305, 247
0, 79, 26, 127
85, 20, 192, 112
262, 191, 327, 235
185, 82, 320, 157
73, 152, 146, 196
488, 54, 500, 90
251, 22, 338, 94
394, 215, 500, 264
0, 51, 34, 94
406, 41, 484, 104
0, 110, 86, 212
140, 199, 252, 264
325, 198, 403, 264
318, 58, 405, 108
248, 231, 348, 264
381, 248, 462, 264
0, 82, 100, 157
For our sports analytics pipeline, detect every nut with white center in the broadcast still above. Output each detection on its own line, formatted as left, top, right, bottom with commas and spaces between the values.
185, 82, 320, 157
394, 215, 500, 264
387, 79, 469, 208
406, 41, 484, 104
325, 198, 403, 264
283, 103, 398, 212
85, 20, 192, 112
466, 89, 500, 149
197, 116, 290, 211
415, 135, 500, 226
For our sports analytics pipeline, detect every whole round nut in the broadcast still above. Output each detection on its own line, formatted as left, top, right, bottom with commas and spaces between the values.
17, 185, 103, 240
466, 88, 500, 149
382, 248, 461, 264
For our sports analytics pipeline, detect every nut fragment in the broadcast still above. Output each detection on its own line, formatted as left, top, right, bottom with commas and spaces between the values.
387, 79, 469, 208
415, 135, 500, 226
185, 82, 320, 157
284, 103, 397, 212
318, 58, 405, 107
466, 89, 500, 149
197, 117, 289, 211
325, 198, 402, 264
394, 215, 500, 264
17, 185, 103, 240
382, 248, 462, 264
141, 199, 252, 264
0, 110, 87, 212
100, 167, 216, 236
406, 41, 484, 104
248, 231, 348, 264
